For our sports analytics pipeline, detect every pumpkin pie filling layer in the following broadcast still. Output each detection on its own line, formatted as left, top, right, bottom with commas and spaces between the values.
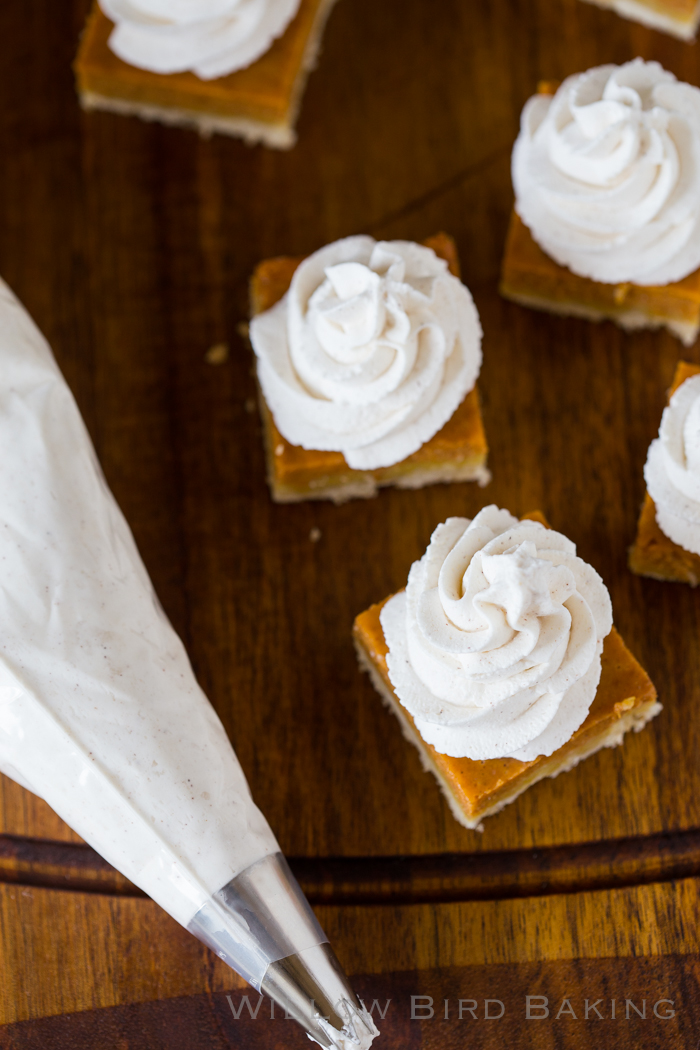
250, 233, 489, 503
500, 211, 700, 346
74, 0, 340, 148
630, 361, 700, 586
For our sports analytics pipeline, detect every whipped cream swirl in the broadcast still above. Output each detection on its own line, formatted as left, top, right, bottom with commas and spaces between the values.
250, 236, 482, 470
645, 373, 700, 555
100, 0, 301, 79
381, 506, 613, 762
512, 59, 700, 285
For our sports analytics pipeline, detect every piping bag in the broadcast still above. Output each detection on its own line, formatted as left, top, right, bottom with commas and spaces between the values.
0, 279, 379, 1050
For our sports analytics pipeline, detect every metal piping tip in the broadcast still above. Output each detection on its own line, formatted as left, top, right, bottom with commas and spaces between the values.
262, 941, 379, 1049
187, 853, 379, 1048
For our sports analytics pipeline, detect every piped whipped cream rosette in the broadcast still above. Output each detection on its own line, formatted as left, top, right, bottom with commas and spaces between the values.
381, 507, 613, 763
250, 235, 482, 471
100, 0, 301, 78
512, 59, 700, 286
645, 373, 700, 555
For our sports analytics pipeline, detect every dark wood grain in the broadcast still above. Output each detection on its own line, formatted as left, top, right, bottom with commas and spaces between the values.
0, 5, 699, 1031
4, 0, 700, 1043
0, 0, 697, 859
1, 877, 699, 1034
2, 955, 696, 1050
5, 830, 700, 906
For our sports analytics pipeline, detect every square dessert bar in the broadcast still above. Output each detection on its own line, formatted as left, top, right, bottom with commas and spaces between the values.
74, 0, 339, 148
580, 0, 700, 40
501, 79, 700, 346
629, 360, 700, 586
250, 233, 489, 503
354, 512, 659, 830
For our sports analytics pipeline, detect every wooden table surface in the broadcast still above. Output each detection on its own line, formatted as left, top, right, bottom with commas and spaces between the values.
1, 0, 700, 1046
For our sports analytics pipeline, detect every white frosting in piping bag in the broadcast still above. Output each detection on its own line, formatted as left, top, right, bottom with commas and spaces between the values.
512, 59, 700, 286
250, 236, 482, 470
99, 0, 301, 79
381, 507, 612, 762
645, 373, 700, 556
0, 278, 279, 927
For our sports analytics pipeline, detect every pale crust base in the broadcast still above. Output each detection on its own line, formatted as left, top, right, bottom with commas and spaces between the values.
266, 462, 492, 504
502, 289, 700, 347
580, 0, 700, 39
79, 91, 298, 148
75, 0, 340, 148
